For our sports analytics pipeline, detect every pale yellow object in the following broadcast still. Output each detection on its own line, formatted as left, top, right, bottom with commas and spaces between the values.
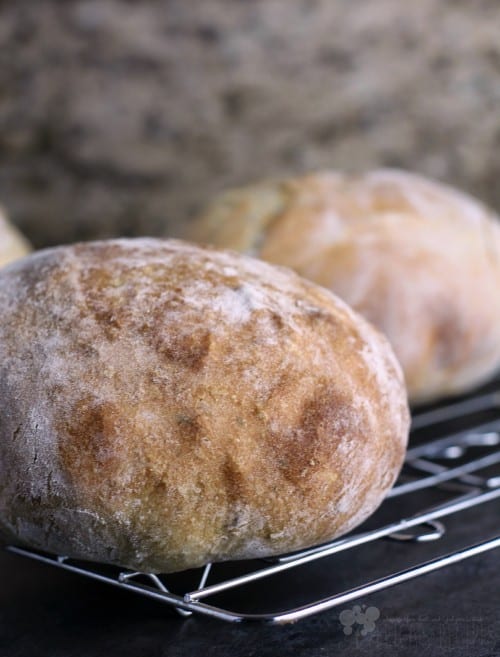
0, 207, 31, 268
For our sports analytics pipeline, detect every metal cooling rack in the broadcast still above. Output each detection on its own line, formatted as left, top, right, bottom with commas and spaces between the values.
7, 381, 500, 624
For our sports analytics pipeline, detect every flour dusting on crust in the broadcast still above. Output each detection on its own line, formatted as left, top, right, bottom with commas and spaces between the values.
0, 238, 409, 572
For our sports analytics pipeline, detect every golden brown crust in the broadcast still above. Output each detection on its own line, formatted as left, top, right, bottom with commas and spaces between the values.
191, 169, 500, 403
0, 238, 409, 572
0, 206, 31, 268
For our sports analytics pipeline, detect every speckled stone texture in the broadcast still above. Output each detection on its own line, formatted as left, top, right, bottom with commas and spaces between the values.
1, 0, 499, 247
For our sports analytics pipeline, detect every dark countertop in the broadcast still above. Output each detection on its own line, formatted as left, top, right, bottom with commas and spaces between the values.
0, 534, 498, 657
1, 380, 499, 657
1, 494, 499, 656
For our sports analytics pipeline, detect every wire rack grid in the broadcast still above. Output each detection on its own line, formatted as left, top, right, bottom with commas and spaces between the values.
7, 382, 500, 624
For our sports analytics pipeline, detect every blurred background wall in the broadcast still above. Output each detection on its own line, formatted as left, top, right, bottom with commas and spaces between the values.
1, 0, 499, 248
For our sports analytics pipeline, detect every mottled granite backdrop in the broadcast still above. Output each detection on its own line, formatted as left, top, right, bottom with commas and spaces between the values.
1, 0, 499, 247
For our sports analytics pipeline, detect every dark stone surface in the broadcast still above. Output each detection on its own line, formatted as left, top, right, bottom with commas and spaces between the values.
0, 532, 498, 657
1, 381, 500, 655
0, 445, 499, 656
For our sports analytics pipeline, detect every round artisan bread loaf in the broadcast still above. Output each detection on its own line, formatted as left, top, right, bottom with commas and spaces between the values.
190, 169, 500, 403
0, 238, 409, 573
0, 205, 30, 268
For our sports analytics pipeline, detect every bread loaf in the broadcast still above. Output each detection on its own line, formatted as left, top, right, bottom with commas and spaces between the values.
190, 169, 500, 403
0, 238, 409, 573
0, 206, 30, 268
